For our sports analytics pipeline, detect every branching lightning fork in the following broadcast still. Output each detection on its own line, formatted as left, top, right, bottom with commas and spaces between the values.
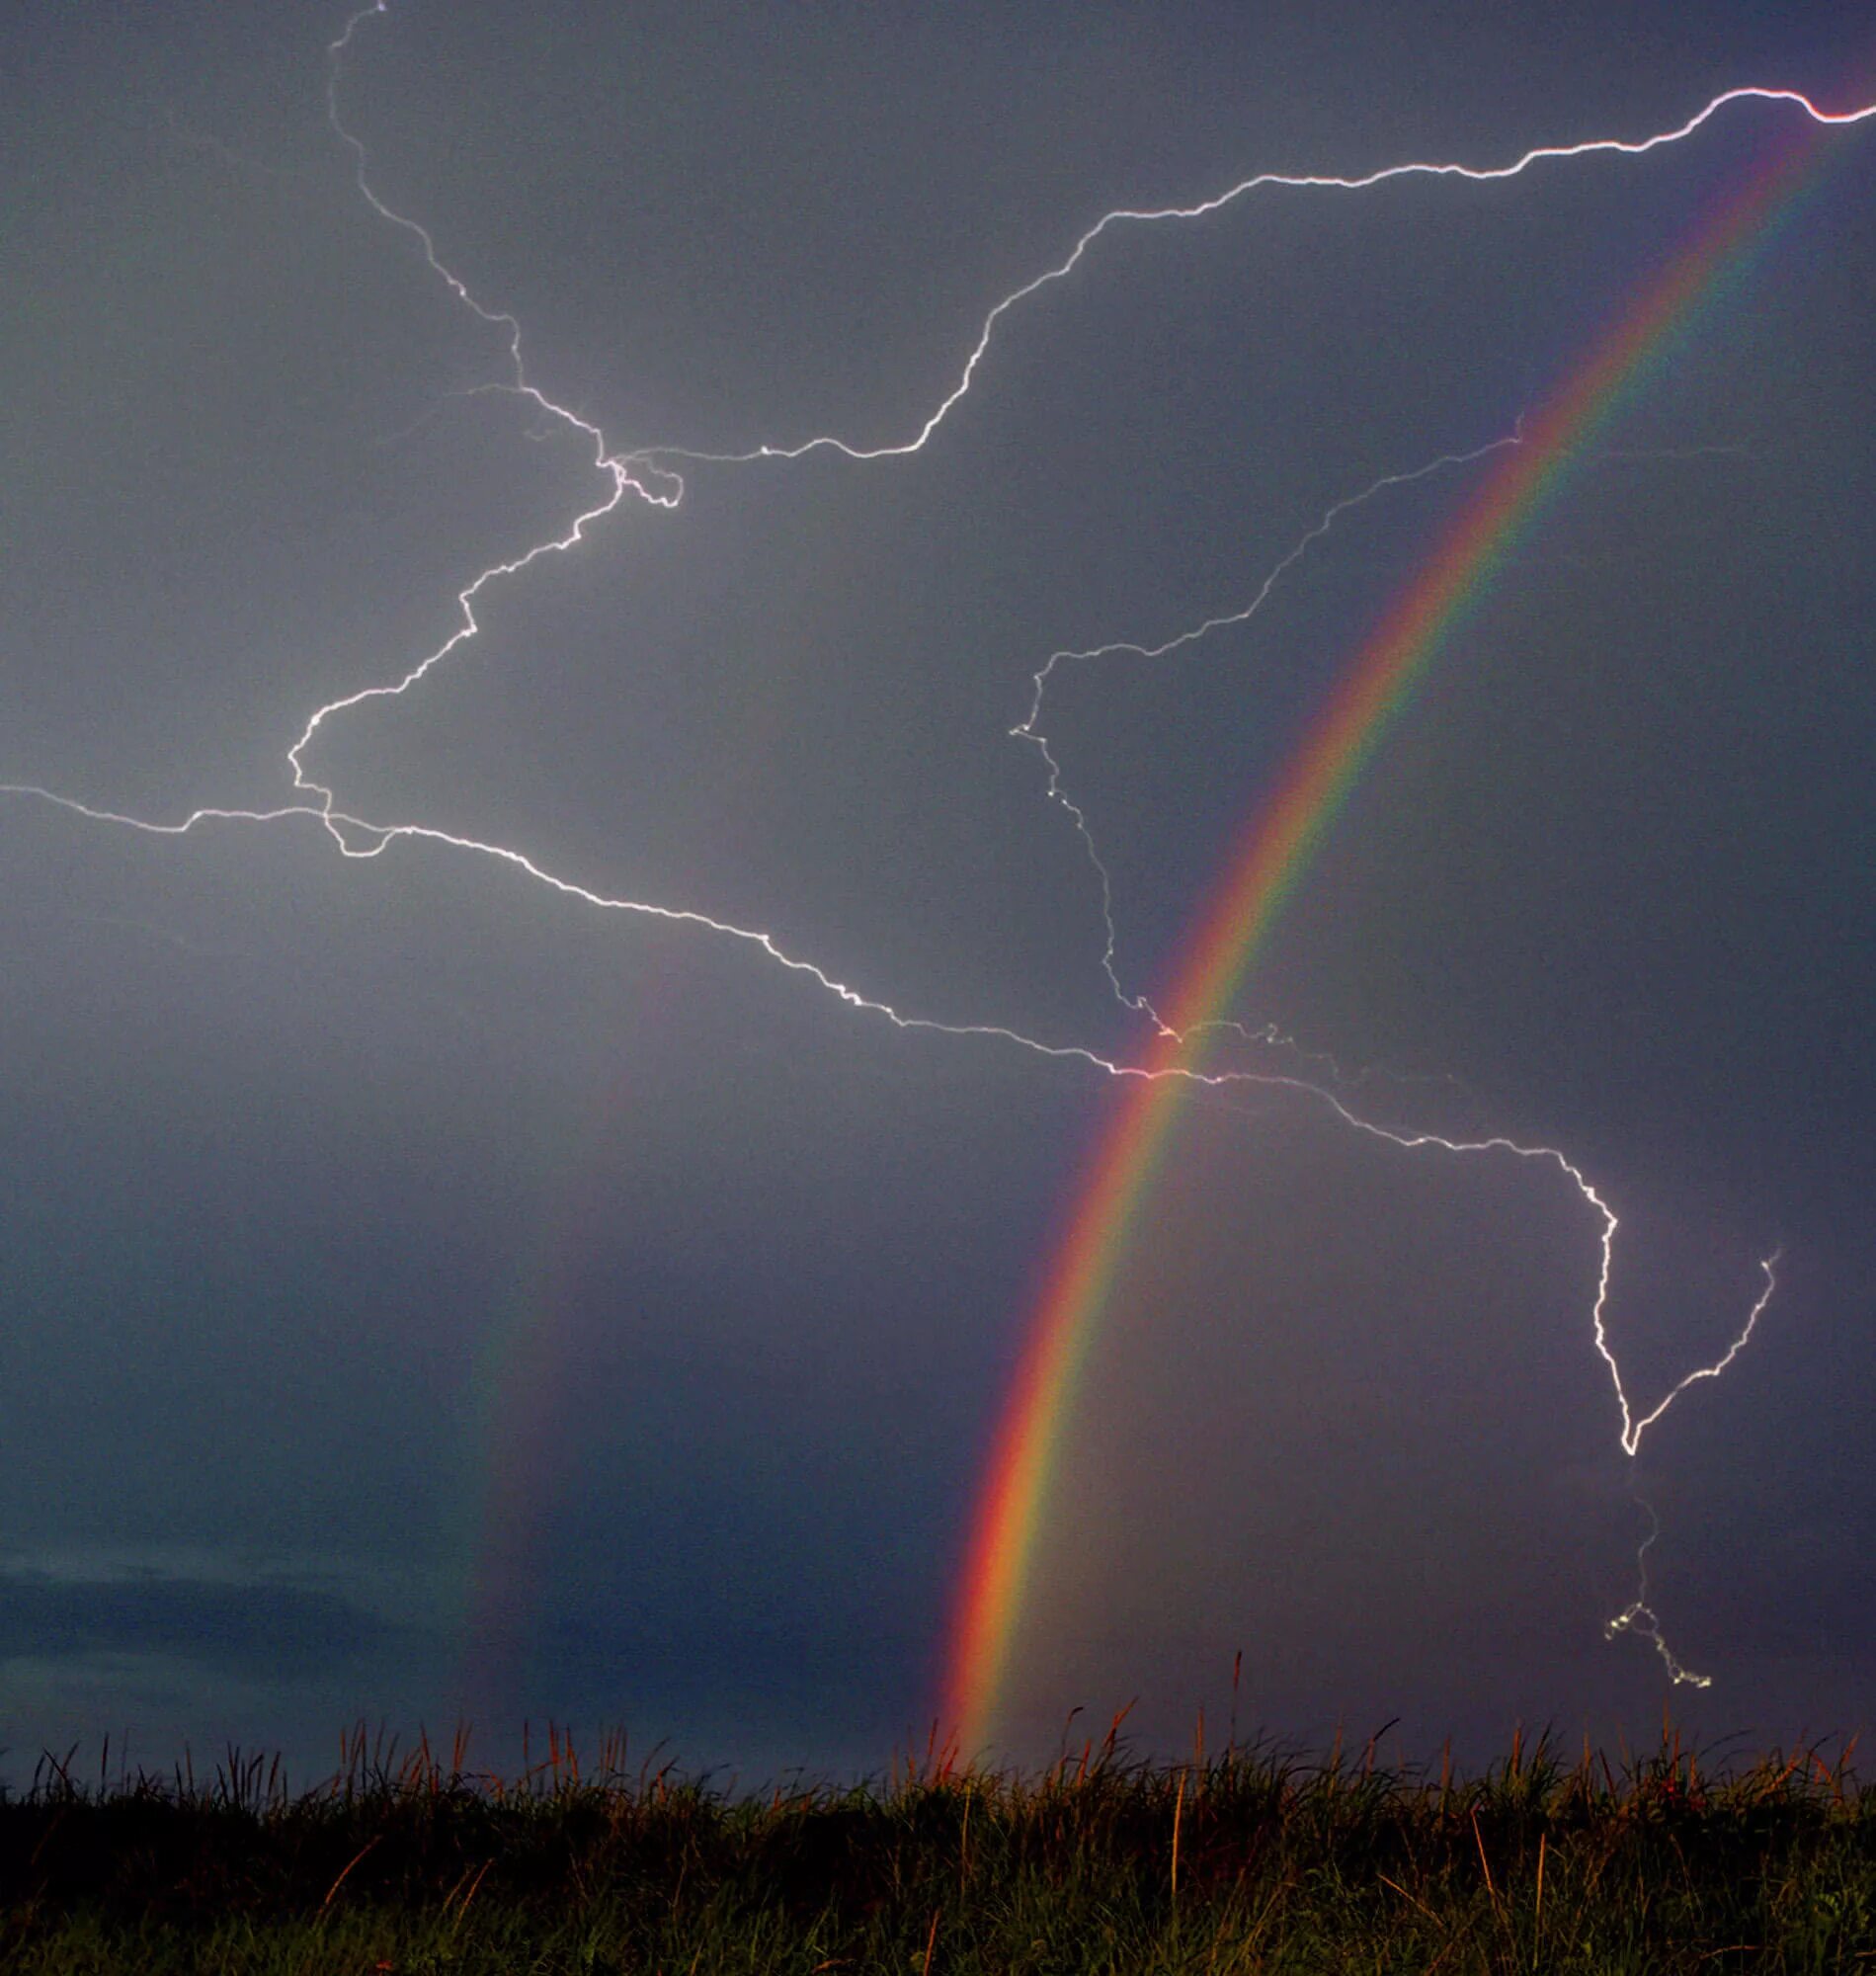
640, 88, 1875, 468
7, 0, 1856, 1687
1009, 424, 1527, 1036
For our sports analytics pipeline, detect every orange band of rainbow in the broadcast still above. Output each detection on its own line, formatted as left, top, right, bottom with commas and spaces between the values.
942, 113, 1835, 1756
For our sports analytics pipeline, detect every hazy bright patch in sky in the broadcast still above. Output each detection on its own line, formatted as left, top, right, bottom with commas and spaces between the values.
1, 1, 1871, 1784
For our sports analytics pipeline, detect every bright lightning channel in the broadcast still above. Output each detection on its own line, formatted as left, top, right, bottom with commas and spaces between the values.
1605, 1498, 1705, 1686
1009, 421, 1527, 1037
6, 2, 1851, 1688
639, 89, 1876, 469
1598, 1240, 1777, 1686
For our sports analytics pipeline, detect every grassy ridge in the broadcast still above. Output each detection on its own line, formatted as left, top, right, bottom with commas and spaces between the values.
1, 1720, 1871, 1972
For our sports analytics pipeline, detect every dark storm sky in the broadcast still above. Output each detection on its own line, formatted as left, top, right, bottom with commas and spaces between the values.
2, 1, 1870, 1784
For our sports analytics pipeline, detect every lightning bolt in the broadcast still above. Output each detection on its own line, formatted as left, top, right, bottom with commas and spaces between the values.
1594, 1248, 1780, 1688
1602, 1472, 1736, 1692
1604, 1497, 1706, 1687
7, 2, 1852, 1689
638, 88, 1875, 469
288, 1, 682, 855
1009, 422, 1529, 1036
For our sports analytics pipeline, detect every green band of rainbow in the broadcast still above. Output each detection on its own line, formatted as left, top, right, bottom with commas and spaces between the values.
942, 113, 1837, 1756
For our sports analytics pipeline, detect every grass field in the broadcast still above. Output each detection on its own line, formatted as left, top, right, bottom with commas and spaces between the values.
1, 1717, 1870, 1972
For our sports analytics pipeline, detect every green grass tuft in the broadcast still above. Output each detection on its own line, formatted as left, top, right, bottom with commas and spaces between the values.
1, 1720, 1870, 1971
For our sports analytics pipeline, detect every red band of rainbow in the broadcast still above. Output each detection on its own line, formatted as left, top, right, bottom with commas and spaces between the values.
942, 111, 1841, 1757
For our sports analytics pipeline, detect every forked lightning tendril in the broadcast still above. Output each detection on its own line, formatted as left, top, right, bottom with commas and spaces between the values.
1602, 1468, 1786, 1691
639, 89, 1874, 468
8, 0, 1854, 1688
1009, 422, 1527, 1033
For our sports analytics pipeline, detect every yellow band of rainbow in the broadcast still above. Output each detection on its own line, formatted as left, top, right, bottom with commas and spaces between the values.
942, 110, 1840, 1757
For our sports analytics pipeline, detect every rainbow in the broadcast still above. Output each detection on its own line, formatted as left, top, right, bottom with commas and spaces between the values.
942, 110, 1843, 1755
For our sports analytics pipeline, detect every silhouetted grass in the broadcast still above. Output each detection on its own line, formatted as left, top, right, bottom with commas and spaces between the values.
1, 1715, 1871, 1971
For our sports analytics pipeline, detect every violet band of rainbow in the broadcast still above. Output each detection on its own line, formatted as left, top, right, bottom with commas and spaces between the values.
941, 111, 1841, 1758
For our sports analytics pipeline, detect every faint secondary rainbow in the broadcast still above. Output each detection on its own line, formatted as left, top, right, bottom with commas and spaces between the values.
943, 111, 1849, 1756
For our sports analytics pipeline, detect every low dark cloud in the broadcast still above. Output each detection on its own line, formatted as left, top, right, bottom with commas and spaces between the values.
0, 1566, 395, 1680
